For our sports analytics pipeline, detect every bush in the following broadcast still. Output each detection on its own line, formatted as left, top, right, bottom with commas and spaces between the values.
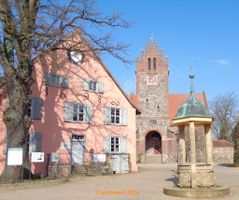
232, 121, 239, 163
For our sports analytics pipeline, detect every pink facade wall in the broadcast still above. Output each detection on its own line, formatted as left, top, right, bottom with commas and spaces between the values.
0, 37, 138, 175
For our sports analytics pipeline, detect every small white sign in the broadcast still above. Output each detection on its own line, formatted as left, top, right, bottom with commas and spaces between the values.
31, 152, 44, 163
93, 154, 106, 162
7, 148, 23, 166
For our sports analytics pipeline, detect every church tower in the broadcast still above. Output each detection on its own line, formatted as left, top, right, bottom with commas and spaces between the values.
135, 38, 175, 163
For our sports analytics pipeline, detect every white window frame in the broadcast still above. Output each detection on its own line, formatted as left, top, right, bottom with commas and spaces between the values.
44, 72, 68, 88
110, 137, 120, 153
72, 104, 85, 122
89, 80, 98, 92
83, 79, 104, 93
64, 102, 92, 123
110, 108, 121, 124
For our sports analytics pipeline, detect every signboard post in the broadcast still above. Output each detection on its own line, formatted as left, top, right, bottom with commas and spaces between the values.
29, 152, 45, 180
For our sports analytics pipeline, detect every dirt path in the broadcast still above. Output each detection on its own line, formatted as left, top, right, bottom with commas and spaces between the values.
0, 164, 238, 200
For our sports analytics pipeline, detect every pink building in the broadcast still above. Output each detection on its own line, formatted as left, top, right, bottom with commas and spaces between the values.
0, 33, 138, 176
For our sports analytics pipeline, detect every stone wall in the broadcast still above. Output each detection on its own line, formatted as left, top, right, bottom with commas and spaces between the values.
48, 164, 71, 177
136, 118, 169, 139
184, 125, 206, 163
137, 73, 168, 117
213, 147, 234, 164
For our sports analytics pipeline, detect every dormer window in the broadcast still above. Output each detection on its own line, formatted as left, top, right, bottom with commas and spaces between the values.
148, 58, 151, 70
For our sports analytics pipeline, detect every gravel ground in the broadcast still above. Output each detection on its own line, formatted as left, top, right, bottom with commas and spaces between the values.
0, 163, 238, 200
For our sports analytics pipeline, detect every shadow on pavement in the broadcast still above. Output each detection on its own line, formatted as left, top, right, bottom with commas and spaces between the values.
165, 176, 177, 186
217, 163, 234, 168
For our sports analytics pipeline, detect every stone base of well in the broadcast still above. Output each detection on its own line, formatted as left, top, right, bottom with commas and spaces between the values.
177, 163, 215, 187
163, 185, 230, 198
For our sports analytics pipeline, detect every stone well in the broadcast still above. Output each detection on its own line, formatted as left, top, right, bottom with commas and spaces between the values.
163, 69, 230, 198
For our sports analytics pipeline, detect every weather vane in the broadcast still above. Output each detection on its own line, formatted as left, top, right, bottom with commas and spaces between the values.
189, 66, 195, 93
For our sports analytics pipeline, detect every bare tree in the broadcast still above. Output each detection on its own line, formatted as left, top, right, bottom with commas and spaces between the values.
0, 0, 130, 182
210, 92, 239, 140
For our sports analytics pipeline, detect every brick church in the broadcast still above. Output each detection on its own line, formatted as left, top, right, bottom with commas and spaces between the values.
130, 38, 207, 163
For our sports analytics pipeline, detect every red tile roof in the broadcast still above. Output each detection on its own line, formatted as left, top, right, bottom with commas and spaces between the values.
129, 93, 138, 109
213, 139, 234, 148
129, 91, 208, 124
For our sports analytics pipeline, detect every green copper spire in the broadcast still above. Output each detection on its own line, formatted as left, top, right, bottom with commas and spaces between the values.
174, 67, 211, 119
189, 65, 195, 94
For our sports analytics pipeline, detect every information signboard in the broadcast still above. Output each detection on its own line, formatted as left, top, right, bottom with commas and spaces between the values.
93, 153, 106, 162
7, 148, 23, 166
31, 152, 44, 163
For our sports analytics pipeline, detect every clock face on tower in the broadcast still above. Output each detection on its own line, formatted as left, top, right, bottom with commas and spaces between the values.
147, 75, 158, 85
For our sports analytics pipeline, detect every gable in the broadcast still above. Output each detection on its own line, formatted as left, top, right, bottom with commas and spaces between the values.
33, 32, 139, 113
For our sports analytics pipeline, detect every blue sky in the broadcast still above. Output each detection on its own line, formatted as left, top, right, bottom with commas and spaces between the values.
96, 0, 239, 102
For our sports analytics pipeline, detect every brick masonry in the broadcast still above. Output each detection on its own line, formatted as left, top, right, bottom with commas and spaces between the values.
212, 140, 234, 164
135, 38, 176, 163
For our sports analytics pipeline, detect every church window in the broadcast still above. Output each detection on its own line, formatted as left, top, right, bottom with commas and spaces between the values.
153, 58, 156, 70
148, 58, 151, 70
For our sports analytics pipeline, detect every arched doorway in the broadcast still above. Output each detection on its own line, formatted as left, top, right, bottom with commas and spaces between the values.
146, 131, 162, 154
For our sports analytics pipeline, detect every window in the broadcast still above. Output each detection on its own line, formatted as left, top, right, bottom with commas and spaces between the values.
44, 73, 68, 88
72, 135, 84, 142
104, 107, 128, 125
148, 58, 151, 70
28, 97, 43, 119
28, 99, 32, 116
110, 137, 120, 152
28, 132, 41, 153
89, 81, 98, 91
83, 80, 104, 93
72, 104, 85, 122
104, 136, 127, 153
153, 58, 156, 70
111, 108, 121, 124
64, 102, 92, 123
